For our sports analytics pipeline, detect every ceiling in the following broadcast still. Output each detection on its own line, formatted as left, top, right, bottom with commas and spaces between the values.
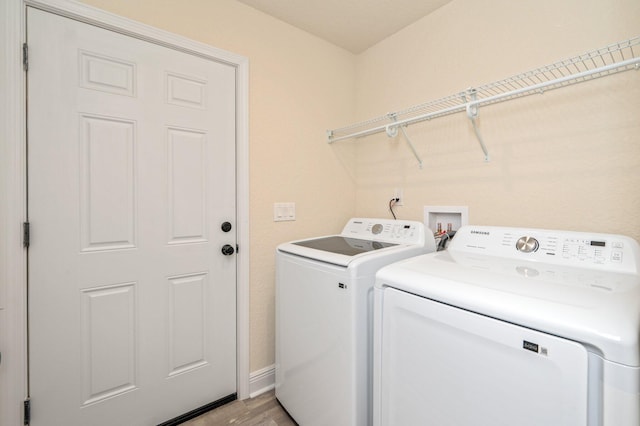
235, 0, 453, 54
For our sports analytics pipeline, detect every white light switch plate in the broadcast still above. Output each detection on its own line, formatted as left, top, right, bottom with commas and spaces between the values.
274, 202, 296, 221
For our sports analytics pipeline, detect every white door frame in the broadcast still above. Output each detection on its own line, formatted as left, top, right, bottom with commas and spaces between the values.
0, 1, 250, 424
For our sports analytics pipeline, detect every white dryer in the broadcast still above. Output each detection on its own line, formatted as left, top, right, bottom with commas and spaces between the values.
374, 225, 640, 426
276, 218, 436, 426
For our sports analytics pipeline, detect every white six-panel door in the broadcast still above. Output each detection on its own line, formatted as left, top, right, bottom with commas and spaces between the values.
27, 7, 237, 425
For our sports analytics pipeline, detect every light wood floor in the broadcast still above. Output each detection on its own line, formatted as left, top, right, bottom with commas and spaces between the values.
182, 390, 297, 426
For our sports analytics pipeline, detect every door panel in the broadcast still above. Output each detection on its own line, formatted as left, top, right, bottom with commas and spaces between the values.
27, 8, 237, 425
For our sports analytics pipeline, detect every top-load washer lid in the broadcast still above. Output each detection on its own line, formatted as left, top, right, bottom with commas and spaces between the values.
292, 236, 397, 256
277, 218, 433, 267
375, 225, 640, 366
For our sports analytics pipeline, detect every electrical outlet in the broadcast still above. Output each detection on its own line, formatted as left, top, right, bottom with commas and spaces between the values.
393, 188, 404, 206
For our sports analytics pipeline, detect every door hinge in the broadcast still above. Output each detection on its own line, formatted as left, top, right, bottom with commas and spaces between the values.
23, 398, 30, 425
22, 43, 28, 72
23, 222, 30, 248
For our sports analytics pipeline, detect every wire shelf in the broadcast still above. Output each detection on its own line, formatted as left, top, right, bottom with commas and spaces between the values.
327, 36, 640, 145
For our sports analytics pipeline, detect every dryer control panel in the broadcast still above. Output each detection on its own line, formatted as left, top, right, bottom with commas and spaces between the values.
450, 225, 640, 274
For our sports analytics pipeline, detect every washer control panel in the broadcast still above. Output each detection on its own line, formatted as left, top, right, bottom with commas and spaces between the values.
341, 218, 426, 244
450, 225, 639, 274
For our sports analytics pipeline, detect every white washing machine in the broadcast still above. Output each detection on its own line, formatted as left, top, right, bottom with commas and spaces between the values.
276, 218, 436, 426
373, 225, 640, 426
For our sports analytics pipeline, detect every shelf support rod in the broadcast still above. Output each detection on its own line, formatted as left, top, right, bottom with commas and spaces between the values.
387, 113, 424, 168
399, 125, 424, 169
464, 89, 490, 162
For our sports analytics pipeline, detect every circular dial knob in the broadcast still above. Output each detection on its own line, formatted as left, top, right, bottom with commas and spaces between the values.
516, 236, 539, 253
371, 224, 383, 235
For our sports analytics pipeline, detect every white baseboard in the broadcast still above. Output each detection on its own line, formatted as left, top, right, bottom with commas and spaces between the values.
248, 364, 275, 398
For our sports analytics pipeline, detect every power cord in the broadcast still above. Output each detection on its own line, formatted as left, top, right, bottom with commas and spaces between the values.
389, 198, 399, 220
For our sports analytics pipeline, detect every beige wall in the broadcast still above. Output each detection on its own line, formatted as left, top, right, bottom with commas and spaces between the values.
351, 0, 640, 241
79, 0, 640, 376
79, 0, 358, 372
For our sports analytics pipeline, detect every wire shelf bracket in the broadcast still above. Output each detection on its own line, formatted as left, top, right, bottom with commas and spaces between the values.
386, 113, 424, 168
463, 89, 490, 162
327, 36, 640, 164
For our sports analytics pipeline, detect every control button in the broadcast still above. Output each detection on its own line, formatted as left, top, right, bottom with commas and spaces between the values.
612, 241, 624, 249
372, 223, 383, 235
611, 251, 623, 262
516, 236, 539, 253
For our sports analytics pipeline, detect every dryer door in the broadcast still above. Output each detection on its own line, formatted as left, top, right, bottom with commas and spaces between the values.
376, 287, 589, 426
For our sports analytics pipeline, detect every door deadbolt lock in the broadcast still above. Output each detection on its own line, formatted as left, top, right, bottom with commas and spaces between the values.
221, 222, 232, 232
